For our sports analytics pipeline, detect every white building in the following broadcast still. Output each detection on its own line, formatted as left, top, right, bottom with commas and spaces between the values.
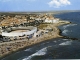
33, 30, 42, 37
1, 26, 37, 38
53, 18, 59, 23
44, 18, 59, 23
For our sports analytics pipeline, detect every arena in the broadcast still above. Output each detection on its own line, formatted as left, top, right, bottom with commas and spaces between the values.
1, 26, 37, 38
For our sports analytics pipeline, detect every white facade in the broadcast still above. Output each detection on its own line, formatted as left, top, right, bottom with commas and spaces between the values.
53, 19, 59, 23
45, 19, 52, 23
2, 26, 37, 37
44, 18, 59, 23
33, 30, 42, 37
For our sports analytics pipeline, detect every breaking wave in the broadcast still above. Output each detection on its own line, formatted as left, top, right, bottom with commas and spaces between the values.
22, 47, 47, 60
62, 30, 69, 34
59, 41, 72, 46
63, 24, 77, 29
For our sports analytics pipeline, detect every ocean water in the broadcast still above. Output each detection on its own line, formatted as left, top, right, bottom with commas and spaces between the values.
54, 12, 80, 39
1, 12, 80, 60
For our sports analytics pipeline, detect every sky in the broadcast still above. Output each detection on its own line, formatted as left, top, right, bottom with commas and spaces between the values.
0, 0, 80, 12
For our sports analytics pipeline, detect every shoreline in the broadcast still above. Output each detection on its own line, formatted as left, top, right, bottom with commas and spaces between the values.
0, 20, 71, 59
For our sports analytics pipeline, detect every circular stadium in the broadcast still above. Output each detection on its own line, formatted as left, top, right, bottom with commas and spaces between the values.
1, 26, 37, 37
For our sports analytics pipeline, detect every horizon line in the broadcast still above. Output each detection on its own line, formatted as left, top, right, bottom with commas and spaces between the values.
0, 10, 80, 13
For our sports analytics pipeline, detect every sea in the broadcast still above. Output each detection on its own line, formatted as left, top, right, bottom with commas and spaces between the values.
1, 11, 80, 60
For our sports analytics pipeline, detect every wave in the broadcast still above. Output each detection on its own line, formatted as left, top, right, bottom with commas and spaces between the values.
63, 39, 69, 41
24, 48, 32, 51
63, 24, 77, 29
62, 30, 69, 34
59, 41, 72, 46
53, 41, 57, 43
22, 47, 47, 60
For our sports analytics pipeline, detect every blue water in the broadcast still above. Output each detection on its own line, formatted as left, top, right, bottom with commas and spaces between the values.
1, 12, 80, 60
54, 12, 80, 24
54, 12, 80, 39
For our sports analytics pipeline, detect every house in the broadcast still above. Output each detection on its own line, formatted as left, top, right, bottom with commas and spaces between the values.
44, 18, 53, 23
44, 18, 59, 23
33, 30, 43, 37
53, 18, 59, 23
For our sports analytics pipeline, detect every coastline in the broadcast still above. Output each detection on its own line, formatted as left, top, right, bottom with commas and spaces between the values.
0, 20, 71, 59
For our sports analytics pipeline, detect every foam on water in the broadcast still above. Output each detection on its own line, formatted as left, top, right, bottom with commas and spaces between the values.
24, 48, 32, 51
22, 47, 47, 60
63, 24, 77, 29
53, 41, 57, 43
63, 39, 69, 41
62, 30, 69, 34
59, 41, 72, 46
